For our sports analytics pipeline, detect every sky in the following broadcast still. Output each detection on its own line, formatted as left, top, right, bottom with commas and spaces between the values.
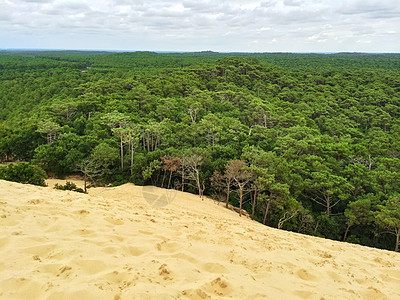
0, 0, 399, 52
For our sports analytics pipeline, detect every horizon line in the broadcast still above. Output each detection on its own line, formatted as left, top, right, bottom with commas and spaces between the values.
1, 48, 400, 55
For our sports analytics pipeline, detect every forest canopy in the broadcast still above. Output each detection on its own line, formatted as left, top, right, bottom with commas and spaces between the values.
1, 50, 399, 251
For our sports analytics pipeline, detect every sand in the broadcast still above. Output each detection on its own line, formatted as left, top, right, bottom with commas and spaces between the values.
0, 179, 399, 299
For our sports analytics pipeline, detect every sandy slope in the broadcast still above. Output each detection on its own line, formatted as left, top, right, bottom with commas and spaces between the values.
0, 180, 399, 299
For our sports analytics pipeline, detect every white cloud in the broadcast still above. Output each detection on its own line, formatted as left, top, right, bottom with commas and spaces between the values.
0, 0, 399, 52
283, 0, 302, 7
338, 0, 400, 16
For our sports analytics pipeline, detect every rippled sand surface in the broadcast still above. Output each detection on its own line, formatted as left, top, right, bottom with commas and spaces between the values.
0, 179, 399, 299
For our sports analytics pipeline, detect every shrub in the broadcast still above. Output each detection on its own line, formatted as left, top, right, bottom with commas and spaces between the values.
0, 162, 47, 186
54, 181, 85, 193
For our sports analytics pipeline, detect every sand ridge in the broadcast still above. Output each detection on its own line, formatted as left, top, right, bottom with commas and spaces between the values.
0, 179, 399, 299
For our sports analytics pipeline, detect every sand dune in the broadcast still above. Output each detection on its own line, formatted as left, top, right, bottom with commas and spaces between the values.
1, 179, 399, 299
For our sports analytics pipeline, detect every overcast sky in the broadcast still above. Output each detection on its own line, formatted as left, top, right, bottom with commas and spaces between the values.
1, 0, 399, 52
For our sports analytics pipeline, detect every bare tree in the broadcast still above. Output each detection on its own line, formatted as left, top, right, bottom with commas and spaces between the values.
226, 160, 253, 217
210, 170, 225, 205
210, 169, 234, 209
182, 151, 205, 197
181, 158, 185, 192
187, 107, 199, 123
250, 185, 258, 220
297, 209, 314, 234
278, 209, 299, 229
224, 169, 234, 209
76, 158, 102, 193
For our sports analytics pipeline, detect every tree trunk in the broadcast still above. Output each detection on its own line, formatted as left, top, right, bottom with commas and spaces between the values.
120, 135, 124, 170
84, 173, 87, 193
314, 221, 320, 235
226, 183, 230, 208
278, 218, 283, 229
146, 132, 150, 152
168, 170, 173, 189
181, 168, 185, 192
161, 170, 166, 188
239, 185, 243, 217
396, 227, 400, 252
251, 189, 257, 220
263, 200, 271, 225
297, 218, 303, 233
368, 154, 373, 170
130, 142, 134, 176
343, 224, 351, 241
196, 171, 201, 198
326, 193, 330, 216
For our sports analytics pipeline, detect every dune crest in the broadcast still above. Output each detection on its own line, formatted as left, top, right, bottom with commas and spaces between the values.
1, 179, 399, 299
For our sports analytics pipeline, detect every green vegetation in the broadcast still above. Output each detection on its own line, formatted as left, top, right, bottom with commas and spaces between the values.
1, 50, 399, 251
0, 162, 47, 186
54, 181, 85, 193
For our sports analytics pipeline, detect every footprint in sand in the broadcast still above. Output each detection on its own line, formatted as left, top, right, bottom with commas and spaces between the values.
363, 286, 389, 299
202, 262, 229, 274
158, 264, 173, 280
379, 269, 400, 283
156, 241, 181, 253
317, 250, 333, 259
74, 228, 94, 236
104, 217, 124, 225
202, 276, 232, 297
0, 277, 43, 299
296, 268, 317, 281
122, 245, 151, 256
293, 290, 316, 299
373, 257, 394, 267
138, 230, 154, 235
102, 246, 117, 254
74, 260, 108, 275
181, 288, 210, 299
75, 209, 90, 215
0, 236, 9, 250
26, 199, 42, 205
327, 270, 344, 283
172, 252, 199, 264
57, 265, 72, 278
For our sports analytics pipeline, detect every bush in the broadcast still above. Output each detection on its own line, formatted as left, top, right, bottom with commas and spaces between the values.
346, 235, 361, 245
54, 181, 85, 193
0, 162, 47, 186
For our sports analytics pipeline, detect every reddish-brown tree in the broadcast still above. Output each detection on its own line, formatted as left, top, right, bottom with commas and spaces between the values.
162, 155, 182, 189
